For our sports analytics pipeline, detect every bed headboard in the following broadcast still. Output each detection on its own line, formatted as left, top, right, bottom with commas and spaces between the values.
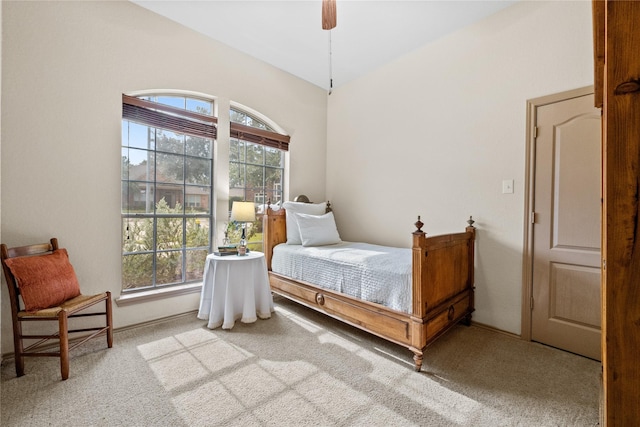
293, 195, 310, 203
262, 195, 331, 270
263, 205, 286, 270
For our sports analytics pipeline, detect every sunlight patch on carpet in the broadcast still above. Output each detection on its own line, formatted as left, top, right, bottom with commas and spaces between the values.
266, 303, 483, 424
317, 330, 362, 352
138, 328, 253, 390
274, 304, 324, 333
172, 378, 252, 425
395, 370, 481, 424
348, 339, 483, 425
257, 360, 319, 385
219, 363, 289, 407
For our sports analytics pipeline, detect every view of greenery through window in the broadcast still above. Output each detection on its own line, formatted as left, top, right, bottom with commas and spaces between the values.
121, 95, 213, 290
229, 109, 285, 252
121, 95, 286, 292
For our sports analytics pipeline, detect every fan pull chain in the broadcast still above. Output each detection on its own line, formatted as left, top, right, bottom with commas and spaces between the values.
328, 30, 333, 95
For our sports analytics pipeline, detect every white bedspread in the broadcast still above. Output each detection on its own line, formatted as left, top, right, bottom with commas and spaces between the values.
271, 242, 412, 313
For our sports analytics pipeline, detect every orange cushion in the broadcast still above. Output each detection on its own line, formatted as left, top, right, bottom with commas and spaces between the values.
4, 249, 81, 312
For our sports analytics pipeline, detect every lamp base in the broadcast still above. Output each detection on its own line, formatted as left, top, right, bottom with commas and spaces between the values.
237, 242, 247, 256
238, 227, 248, 256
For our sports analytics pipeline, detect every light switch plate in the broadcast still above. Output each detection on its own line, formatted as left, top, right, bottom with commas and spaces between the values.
502, 179, 514, 194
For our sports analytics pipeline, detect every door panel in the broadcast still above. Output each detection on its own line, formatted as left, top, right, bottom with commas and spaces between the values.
550, 263, 601, 327
553, 118, 602, 250
531, 93, 601, 361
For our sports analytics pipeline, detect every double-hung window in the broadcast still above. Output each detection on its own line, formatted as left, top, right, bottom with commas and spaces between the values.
121, 94, 215, 291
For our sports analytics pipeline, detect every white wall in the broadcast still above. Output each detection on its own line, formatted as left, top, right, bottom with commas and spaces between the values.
0, 1, 327, 354
326, 1, 594, 334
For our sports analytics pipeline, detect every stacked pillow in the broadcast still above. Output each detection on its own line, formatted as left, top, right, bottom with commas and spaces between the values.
281, 201, 341, 246
256, 200, 282, 214
295, 211, 341, 246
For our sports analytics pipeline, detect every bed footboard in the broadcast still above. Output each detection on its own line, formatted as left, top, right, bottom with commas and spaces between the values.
409, 216, 476, 370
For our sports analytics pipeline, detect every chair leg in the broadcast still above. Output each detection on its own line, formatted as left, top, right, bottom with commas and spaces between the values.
13, 320, 25, 377
59, 311, 69, 380
106, 292, 113, 348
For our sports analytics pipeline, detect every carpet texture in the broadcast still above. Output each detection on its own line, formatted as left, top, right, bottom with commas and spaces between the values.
1, 296, 600, 426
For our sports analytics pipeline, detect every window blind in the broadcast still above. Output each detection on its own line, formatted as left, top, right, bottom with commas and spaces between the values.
122, 94, 217, 140
230, 122, 290, 151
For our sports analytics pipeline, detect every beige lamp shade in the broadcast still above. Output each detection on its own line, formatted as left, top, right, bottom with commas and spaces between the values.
230, 201, 256, 223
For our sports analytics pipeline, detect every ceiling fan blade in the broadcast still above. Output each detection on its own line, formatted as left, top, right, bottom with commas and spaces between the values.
322, 0, 337, 30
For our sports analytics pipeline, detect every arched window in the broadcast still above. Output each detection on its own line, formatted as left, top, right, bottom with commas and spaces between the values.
121, 94, 215, 291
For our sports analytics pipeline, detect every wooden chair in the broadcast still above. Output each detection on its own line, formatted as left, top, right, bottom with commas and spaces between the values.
0, 238, 113, 380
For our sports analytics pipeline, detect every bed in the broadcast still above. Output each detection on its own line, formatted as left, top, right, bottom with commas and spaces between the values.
262, 199, 476, 371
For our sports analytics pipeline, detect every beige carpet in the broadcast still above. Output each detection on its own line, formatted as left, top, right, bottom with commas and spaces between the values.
1, 296, 600, 426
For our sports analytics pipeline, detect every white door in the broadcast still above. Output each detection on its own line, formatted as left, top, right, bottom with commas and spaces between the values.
531, 92, 602, 361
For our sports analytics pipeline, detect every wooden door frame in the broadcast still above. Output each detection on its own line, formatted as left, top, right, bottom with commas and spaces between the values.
521, 86, 596, 341
594, 1, 640, 423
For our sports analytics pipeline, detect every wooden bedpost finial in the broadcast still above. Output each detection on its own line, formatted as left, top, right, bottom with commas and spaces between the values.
467, 216, 475, 228
414, 216, 424, 233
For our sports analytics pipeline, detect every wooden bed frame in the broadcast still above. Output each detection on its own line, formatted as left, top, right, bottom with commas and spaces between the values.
262, 204, 476, 371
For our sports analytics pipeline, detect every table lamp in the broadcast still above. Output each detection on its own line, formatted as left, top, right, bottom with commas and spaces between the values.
230, 201, 256, 256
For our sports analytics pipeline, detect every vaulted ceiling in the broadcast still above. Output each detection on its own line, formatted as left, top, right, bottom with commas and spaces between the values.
132, 1, 517, 90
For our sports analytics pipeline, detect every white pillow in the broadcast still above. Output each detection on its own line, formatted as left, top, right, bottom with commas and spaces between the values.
257, 201, 281, 214
282, 201, 327, 245
295, 211, 342, 247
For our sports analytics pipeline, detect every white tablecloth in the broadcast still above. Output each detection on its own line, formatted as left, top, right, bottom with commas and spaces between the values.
197, 251, 274, 329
